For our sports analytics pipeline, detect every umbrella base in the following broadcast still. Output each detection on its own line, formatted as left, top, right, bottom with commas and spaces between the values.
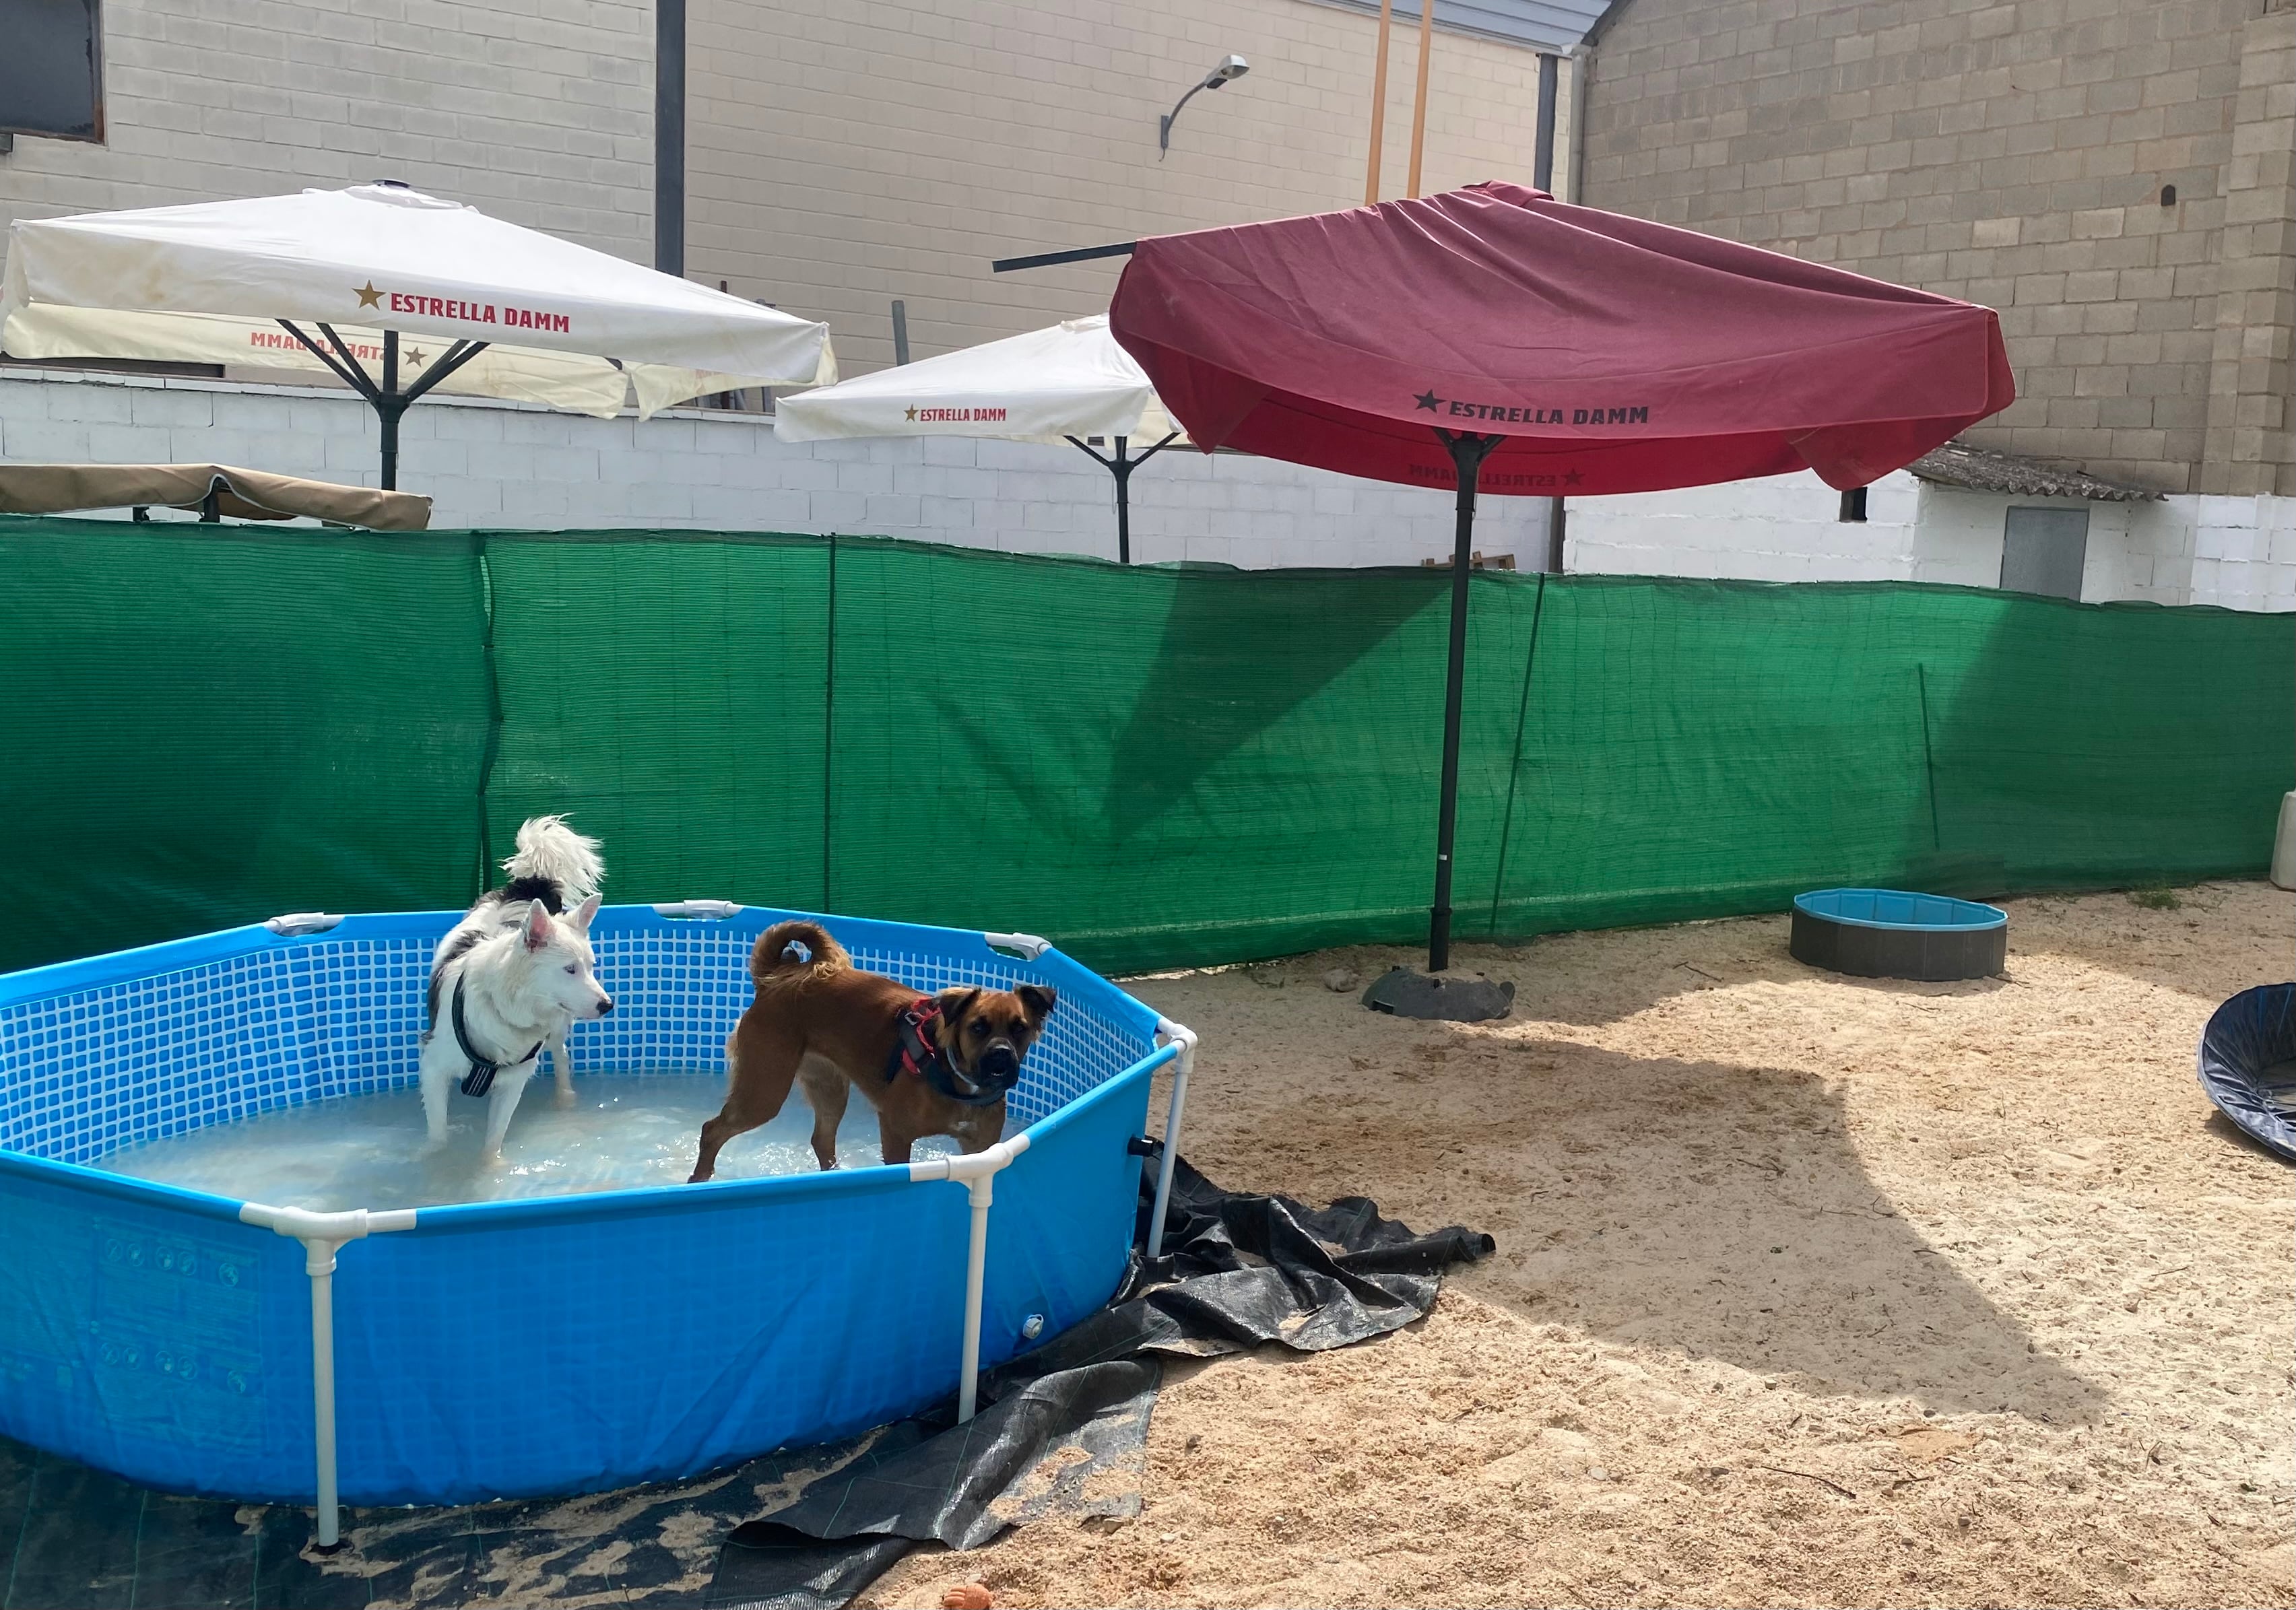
1360, 966, 1515, 1022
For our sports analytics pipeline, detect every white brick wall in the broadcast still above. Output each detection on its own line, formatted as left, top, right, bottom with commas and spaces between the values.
11, 368, 2289, 605
1569, 469, 2296, 611
0, 0, 653, 262
0, 368, 1548, 567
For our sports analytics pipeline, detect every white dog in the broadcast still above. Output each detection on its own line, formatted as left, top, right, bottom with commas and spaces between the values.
419, 817, 614, 1163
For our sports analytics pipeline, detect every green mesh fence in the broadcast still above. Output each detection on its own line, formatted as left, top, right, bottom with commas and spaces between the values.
0, 518, 490, 964
0, 516, 2285, 978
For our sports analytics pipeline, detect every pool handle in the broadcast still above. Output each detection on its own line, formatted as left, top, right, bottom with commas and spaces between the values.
910, 1134, 1032, 1423
238, 1203, 420, 1552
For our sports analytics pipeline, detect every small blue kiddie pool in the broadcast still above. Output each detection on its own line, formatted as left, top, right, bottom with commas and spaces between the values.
1790, 888, 2008, 982
0, 903, 1197, 1549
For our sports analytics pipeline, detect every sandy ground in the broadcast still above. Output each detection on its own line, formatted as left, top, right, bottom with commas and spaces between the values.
867, 881, 2294, 1610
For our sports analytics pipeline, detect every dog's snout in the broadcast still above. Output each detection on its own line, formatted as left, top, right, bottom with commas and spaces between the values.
597, 996, 615, 1015
980, 1042, 1018, 1078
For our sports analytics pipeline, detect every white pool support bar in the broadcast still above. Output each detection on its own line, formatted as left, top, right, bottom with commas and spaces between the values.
239, 1202, 420, 1551
1147, 1019, 1198, 1259
909, 1133, 1032, 1423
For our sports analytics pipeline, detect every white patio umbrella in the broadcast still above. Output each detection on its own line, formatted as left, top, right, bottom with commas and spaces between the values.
773, 314, 1181, 564
1, 182, 836, 487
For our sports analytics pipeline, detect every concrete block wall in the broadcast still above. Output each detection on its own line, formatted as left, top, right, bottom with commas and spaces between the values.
1578, 0, 2295, 497
0, 367, 1546, 568
2190, 492, 2296, 610
0, 0, 655, 261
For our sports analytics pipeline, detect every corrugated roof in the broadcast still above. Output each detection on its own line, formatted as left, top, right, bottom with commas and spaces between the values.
1908, 440, 2165, 502
1307, 0, 1610, 54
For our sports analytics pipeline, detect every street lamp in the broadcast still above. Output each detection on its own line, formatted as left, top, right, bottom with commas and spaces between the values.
1160, 55, 1251, 156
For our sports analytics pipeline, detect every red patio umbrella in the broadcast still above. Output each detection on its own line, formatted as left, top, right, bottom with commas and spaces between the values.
1109, 180, 2013, 974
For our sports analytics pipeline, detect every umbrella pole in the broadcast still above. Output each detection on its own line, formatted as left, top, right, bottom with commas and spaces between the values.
277, 321, 490, 495
1114, 436, 1131, 565
1071, 432, 1173, 566
380, 331, 402, 491
1429, 429, 1500, 973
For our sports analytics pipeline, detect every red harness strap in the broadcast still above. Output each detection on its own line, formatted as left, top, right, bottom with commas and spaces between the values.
892, 997, 944, 1083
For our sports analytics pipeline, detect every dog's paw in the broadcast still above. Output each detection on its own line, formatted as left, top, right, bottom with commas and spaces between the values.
552, 1085, 578, 1110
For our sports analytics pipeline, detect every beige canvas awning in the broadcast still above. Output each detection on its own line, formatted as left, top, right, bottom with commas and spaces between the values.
0, 463, 432, 529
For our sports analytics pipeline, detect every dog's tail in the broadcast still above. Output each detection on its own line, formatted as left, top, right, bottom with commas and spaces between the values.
751, 919, 850, 984
503, 815, 604, 903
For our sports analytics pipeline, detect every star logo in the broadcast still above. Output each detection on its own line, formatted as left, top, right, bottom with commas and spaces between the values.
905, 405, 918, 421
1563, 469, 1583, 488
407, 347, 428, 366
1414, 389, 1441, 411
354, 281, 383, 309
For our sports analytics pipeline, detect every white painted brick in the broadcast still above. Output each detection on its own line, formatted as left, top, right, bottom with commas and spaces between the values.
1, 417, 95, 458
5, 371, 2290, 599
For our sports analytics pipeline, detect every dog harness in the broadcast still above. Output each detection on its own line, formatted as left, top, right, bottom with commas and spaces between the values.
889, 997, 1008, 1108
451, 976, 543, 1098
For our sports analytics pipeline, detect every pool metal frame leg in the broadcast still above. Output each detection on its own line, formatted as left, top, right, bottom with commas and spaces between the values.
909, 1135, 1032, 1423
1146, 1021, 1198, 1259
240, 1203, 419, 1551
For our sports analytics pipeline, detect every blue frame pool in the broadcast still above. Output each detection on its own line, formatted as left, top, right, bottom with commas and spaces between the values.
0, 903, 1183, 1519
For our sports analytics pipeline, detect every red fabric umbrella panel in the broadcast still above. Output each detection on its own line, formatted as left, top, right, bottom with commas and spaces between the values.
1108, 182, 2013, 982
1108, 180, 2013, 499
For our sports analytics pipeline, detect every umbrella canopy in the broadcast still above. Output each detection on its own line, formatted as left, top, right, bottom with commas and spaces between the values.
1109, 181, 2014, 977
775, 315, 1181, 564
774, 314, 1174, 445
1110, 180, 2012, 497
1, 183, 836, 481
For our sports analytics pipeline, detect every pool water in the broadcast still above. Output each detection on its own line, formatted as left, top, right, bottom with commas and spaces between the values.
95, 1072, 965, 1212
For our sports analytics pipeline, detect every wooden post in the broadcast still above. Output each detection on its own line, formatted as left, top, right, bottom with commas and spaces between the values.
1406, 0, 1435, 196
1365, 0, 1394, 205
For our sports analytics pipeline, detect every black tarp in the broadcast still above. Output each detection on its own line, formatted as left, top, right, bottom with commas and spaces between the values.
0, 1161, 1492, 1610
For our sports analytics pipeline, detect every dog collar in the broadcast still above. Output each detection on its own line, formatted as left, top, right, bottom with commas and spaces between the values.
451, 976, 543, 1098
890, 997, 1009, 1108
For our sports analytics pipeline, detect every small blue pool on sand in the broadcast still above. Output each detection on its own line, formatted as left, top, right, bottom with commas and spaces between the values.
0, 903, 1195, 1543
1790, 887, 2009, 982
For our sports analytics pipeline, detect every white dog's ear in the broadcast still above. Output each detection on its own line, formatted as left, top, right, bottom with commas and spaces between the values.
522, 902, 554, 952
570, 892, 602, 931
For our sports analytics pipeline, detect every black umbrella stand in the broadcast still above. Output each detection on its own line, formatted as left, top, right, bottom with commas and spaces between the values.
277, 323, 490, 490
1066, 431, 1179, 564
1429, 428, 1504, 973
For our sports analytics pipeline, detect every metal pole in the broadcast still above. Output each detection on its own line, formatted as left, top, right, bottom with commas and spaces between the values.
655, 0, 686, 276
379, 331, 400, 492
1534, 53, 1559, 191
956, 1172, 993, 1421
1113, 436, 1131, 565
238, 1202, 418, 1555
1430, 431, 1496, 972
907, 1137, 1029, 1424
891, 300, 911, 365
1365, 0, 1395, 203
302, 1238, 345, 1549
1146, 1021, 1197, 1259
1406, 0, 1435, 197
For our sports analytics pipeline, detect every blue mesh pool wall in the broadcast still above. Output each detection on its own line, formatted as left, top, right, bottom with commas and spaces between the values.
0, 904, 1169, 1506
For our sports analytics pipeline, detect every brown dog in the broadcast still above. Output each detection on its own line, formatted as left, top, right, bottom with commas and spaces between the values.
689, 919, 1057, 1180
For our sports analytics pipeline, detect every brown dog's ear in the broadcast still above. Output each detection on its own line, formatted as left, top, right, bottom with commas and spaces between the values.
936, 986, 982, 1038
1015, 982, 1057, 1024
